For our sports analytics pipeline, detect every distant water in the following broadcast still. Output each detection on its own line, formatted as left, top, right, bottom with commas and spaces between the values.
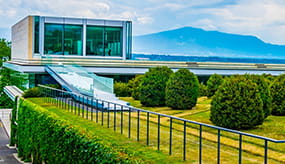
132, 54, 285, 64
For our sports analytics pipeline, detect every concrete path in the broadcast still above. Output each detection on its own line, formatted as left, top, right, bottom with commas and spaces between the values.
0, 109, 20, 164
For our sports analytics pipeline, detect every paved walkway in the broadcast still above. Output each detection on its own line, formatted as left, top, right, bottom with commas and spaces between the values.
0, 109, 21, 164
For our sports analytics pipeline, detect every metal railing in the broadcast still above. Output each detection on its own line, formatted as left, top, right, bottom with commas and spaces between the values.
38, 85, 285, 163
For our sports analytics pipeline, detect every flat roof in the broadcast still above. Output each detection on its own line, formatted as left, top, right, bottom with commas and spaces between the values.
4, 58, 285, 76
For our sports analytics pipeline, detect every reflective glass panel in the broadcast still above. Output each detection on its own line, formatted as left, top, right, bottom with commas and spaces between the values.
86, 26, 122, 57
86, 26, 104, 55
44, 24, 63, 54
34, 16, 40, 53
105, 27, 122, 57
44, 24, 83, 55
64, 25, 83, 55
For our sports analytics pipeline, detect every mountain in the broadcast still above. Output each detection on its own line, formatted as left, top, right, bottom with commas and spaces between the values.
133, 27, 285, 58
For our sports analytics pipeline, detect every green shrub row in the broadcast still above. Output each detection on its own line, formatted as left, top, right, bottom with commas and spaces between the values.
14, 98, 177, 164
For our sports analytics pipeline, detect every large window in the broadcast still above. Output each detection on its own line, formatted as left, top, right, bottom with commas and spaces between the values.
44, 24, 83, 55
86, 26, 122, 57
34, 16, 39, 53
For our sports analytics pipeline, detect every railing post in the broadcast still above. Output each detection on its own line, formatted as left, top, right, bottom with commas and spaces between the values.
217, 129, 221, 164
121, 105, 123, 134
157, 115, 161, 151
183, 121, 186, 161
96, 99, 98, 123
82, 96, 84, 118
137, 110, 140, 141
91, 98, 94, 121
264, 140, 268, 164
86, 97, 89, 120
199, 125, 202, 164
128, 107, 131, 138
169, 118, 172, 155
107, 102, 110, 128
239, 134, 242, 164
146, 112, 150, 146
114, 104, 116, 131
101, 101, 104, 126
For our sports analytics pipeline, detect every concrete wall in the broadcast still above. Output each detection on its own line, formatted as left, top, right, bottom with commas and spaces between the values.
11, 16, 33, 60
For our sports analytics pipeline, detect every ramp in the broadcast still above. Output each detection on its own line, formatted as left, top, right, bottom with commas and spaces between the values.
45, 65, 129, 107
4, 86, 23, 101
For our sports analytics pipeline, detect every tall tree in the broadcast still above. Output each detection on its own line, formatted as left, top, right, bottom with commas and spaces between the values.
0, 38, 11, 66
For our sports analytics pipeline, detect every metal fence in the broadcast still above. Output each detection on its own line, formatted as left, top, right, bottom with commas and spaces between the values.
38, 85, 285, 163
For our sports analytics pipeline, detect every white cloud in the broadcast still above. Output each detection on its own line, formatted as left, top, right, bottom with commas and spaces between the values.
137, 16, 153, 24
1, 0, 285, 44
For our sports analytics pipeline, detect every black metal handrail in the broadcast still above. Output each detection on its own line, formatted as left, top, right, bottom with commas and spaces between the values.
38, 85, 285, 163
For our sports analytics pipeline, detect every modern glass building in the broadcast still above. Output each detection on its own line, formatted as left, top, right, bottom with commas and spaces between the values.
12, 16, 132, 60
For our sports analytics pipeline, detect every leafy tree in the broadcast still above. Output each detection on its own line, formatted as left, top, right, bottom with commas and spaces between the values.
199, 83, 208, 97
128, 75, 144, 100
244, 74, 272, 122
139, 66, 173, 107
0, 38, 11, 66
0, 68, 28, 108
270, 74, 285, 115
206, 74, 223, 97
114, 82, 131, 97
165, 69, 199, 109
210, 75, 264, 130
0, 68, 14, 107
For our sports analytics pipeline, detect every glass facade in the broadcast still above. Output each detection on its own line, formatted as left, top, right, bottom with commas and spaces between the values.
126, 21, 132, 59
34, 16, 40, 53
44, 24, 83, 55
86, 26, 122, 57
34, 16, 132, 58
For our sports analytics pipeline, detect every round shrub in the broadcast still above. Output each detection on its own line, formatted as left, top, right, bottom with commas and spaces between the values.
210, 75, 264, 130
199, 83, 208, 97
270, 74, 285, 115
114, 82, 131, 97
165, 69, 199, 109
139, 66, 173, 107
23, 87, 44, 98
245, 74, 272, 121
206, 74, 223, 97
128, 75, 144, 100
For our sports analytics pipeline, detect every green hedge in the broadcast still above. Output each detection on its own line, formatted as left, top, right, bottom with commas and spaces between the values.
15, 98, 178, 164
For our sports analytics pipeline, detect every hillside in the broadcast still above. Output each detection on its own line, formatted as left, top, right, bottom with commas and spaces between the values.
133, 27, 285, 58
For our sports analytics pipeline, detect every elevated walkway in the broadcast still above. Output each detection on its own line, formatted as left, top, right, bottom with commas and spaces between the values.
45, 65, 129, 107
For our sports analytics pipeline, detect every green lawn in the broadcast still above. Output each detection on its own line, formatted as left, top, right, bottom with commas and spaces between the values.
120, 97, 285, 140
30, 97, 285, 163
120, 97, 285, 163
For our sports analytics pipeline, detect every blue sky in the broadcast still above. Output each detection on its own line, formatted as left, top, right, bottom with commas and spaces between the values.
1, 0, 285, 44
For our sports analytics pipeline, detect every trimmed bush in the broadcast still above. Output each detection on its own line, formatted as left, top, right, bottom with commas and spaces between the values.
206, 74, 223, 97
114, 82, 131, 97
210, 75, 264, 130
22, 87, 44, 98
199, 83, 208, 97
165, 69, 199, 109
270, 74, 285, 115
139, 66, 173, 107
245, 74, 272, 121
128, 75, 144, 100
15, 98, 177, 164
